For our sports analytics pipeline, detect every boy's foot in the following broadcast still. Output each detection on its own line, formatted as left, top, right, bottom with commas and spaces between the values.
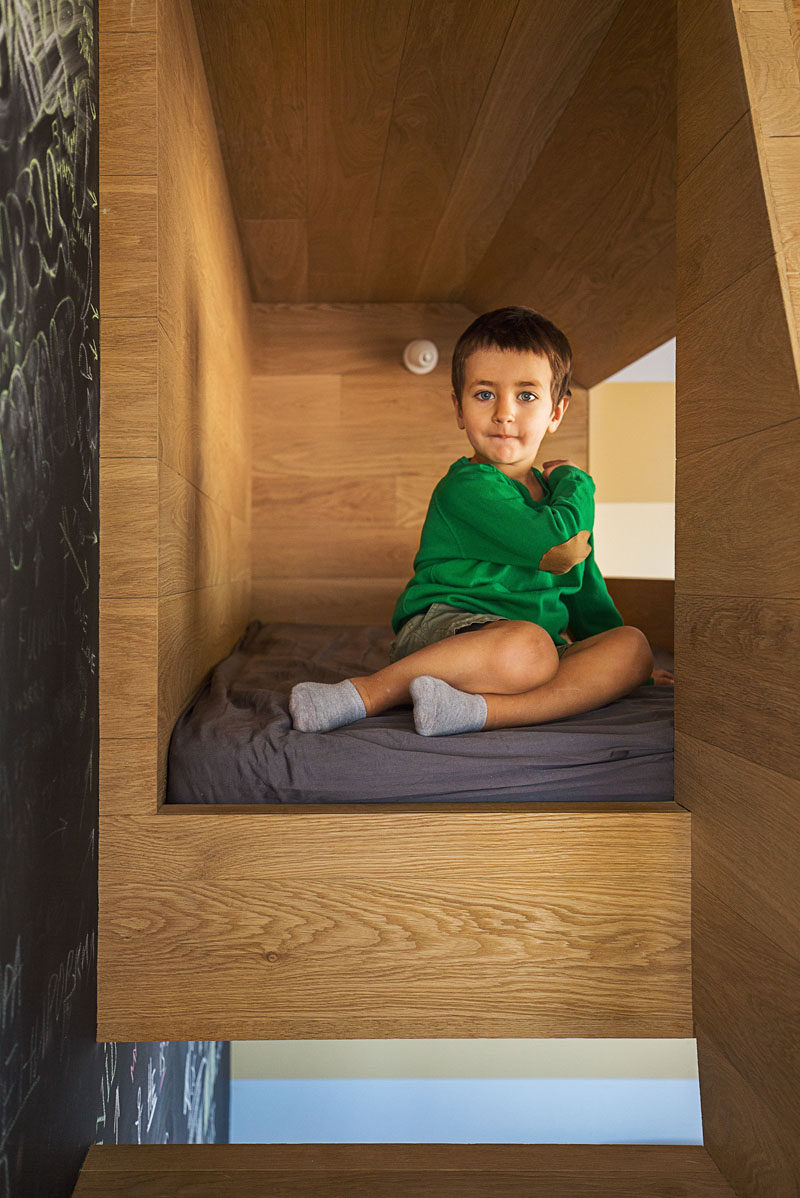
409, 675, 487, 736
289, 679, 366, 732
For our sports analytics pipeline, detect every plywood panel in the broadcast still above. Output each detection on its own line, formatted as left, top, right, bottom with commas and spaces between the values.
605, 578, 674, 653
99, 33, 157, 176
158, 463, 246, 596
305, 0, 413, 300
695, 1029, 800, 1198
100, 459, 158, 598
99, 318, 158, 458
239, 218, 308, 303
674, 595, 800, 780
192, 0, 306, 222
677, 0, 749, 182
677, 114, 774, 320
738, 8, 800, 136
416, 0, 623, 302
676, 254, 800, 456
76, 1144, 735, 1197
360, 0, 517, 302
99, 177, 158, 317
98, 806, 690, 1040
250, 577, 406, 626
679, 731, 800, 961
676, 418, 800, 596
250, 303, 475, 376
99, 739, 158, 817
100, 0, 157, 31
99, 598, 158, 739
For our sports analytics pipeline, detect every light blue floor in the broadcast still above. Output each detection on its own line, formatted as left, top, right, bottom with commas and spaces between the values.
231, 1078, 703, 1144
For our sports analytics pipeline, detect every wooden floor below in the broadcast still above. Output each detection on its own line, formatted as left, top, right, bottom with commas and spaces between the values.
76, 1144, 736, 1196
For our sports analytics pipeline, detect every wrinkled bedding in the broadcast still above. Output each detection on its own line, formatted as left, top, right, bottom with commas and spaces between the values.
166, 621, 674, 804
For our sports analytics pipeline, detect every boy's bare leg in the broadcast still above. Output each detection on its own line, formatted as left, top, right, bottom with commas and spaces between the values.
350, 619, 560, 716
481, 625, 653, 730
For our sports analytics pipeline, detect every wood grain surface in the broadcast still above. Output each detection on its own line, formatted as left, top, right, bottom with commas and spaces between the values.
100, 459, 158, 598
100, 0, 157, 31
99, 177, 158, 318
677, 4, 800, 1195
99, 33, 157, 176
99, 599, 157, 739
676, 255, 800, 456
75, 1144, 735, 1197
678, 0, 749, 181
677, 113, 774, 321
605, 578, 674, 653
99, 739, 159, 817
99, 318, 158, 458
98, 806, 690, 1041
676, 420, 800, 597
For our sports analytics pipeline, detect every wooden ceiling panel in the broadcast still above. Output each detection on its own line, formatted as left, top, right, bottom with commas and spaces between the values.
360, 0, 517, 301
193, 0, 306, 221
306, 0, 412, 300
464, 0, 676, 385
415, 0, 624, 301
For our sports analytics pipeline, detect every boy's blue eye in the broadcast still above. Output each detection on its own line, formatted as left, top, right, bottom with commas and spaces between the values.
519, 392, 536, 402
476, 390, 493, 400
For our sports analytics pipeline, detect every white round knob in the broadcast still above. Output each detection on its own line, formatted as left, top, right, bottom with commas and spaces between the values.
403, 339, 439, 374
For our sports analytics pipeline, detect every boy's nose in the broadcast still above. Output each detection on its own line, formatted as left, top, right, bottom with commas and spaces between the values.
493, 400, 515, 423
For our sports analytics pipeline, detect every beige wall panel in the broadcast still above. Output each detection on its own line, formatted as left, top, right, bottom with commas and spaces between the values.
250, 304, 475, 376
99, 177, 157, 317
99, 739, 158, 817
416, 0, 623, 303
99, 317, 158, 458
76, 1144, 735, 1197
678, 0, 749, 181
98, 806, 690, 1040
676, 419, 800, 596
589, 382, 675, 502
676, 255, 799, 456
99, 598, 158, 739
677, 731, 800, 961
677, 114, 774, 320
250, 578, 406, 626
100, 0, 157, 31
674, 595, 800, 780
99, 34, 157, 176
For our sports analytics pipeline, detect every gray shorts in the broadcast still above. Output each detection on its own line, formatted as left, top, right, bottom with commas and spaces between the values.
389, 602, 570, 664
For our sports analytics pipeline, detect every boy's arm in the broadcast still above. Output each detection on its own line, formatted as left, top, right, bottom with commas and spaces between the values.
437, 463, 595, 572
564, 542, 624, 640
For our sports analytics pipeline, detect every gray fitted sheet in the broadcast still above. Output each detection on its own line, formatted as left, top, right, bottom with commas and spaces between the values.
166, 621, 674, 805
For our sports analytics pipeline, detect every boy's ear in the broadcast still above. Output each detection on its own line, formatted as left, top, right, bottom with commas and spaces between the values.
452, 391, 465, 429
548, 392, 569, 432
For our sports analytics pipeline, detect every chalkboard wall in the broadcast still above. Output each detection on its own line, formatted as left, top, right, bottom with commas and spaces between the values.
0, 5, 228, 1194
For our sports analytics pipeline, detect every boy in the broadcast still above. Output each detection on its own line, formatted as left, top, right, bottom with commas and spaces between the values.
290, 306, 655, 736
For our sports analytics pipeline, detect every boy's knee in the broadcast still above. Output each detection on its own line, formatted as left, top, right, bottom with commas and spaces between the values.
615, 625, 653, 676
492, 621, 559, 689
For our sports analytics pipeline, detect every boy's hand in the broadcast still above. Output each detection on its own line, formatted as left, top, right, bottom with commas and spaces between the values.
541, 459, 580, 480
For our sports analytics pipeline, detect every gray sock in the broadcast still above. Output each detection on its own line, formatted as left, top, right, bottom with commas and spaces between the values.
289, 679, 366, 732
409, 675, 487, 737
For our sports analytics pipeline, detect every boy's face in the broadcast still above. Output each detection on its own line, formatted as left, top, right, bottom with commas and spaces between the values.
453, 347, 568, 476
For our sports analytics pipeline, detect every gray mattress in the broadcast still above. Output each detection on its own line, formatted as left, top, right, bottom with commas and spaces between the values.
166, 621, 674, 805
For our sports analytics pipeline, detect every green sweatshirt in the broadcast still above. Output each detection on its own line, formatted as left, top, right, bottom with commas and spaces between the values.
392, 457, 623, 645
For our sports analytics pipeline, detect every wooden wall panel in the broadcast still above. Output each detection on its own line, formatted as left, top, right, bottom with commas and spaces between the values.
99, 35, 157, 176
98, 178, 158, 317
98, 806, 691, 1041
250, 306, 588, 627
99, 318, 158, 458
678, 0, 750, 181
76, 1144, 735, 1197
677, 2, 800, 1194
463, 0, 676, 387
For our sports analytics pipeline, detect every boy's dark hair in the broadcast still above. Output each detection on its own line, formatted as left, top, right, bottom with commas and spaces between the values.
451, 306, 573, 410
